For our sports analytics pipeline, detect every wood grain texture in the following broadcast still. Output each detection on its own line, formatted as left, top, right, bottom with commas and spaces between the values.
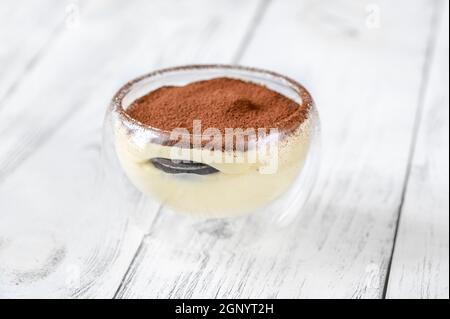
0, 0, 447, 299
386, 1, 449, 299
0, 0, 261, 182
0, 0, 65, 103
115, 0, 438, 298
0, 0, 262, 298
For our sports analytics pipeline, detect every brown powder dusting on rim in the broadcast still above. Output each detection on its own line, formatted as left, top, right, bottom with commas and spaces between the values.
125, 77, 309, 137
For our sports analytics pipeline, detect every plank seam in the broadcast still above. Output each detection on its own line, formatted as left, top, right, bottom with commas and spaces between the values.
112, 204, 164, 299
232, 0, 272, 64
381, 0, 445, 299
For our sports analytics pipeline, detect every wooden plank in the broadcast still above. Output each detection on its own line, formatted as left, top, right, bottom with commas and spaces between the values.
115, 0, 437, 298
386, 1, 449, 299
0, 0, 65, 102
0, 0, 262, 298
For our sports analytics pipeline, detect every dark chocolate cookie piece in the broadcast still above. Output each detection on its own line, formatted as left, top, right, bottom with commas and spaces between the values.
150, 158, 219, 175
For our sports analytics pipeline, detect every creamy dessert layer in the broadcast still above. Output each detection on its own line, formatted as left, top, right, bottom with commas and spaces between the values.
113, 77, 313, 217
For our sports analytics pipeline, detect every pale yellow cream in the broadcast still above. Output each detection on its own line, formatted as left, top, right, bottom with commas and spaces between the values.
114, 119, 311, 217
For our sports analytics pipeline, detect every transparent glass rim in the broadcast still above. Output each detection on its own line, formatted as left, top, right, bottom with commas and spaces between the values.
110, 64, 315, 138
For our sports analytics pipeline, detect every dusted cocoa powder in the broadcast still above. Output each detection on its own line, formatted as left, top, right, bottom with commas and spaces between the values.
125, 77, 309, 136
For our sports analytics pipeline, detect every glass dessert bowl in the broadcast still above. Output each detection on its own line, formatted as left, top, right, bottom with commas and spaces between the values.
105, 65, 320, 223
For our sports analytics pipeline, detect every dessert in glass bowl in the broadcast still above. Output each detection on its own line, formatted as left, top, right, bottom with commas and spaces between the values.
106, 65, 320, 221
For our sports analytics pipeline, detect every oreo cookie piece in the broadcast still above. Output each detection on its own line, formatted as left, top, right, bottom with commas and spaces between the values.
150, 158, 219, 175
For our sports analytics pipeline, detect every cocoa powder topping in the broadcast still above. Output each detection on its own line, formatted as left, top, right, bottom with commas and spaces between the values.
125, 77, 309, 135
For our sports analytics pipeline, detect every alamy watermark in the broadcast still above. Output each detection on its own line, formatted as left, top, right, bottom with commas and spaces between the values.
168, 120, 281, 174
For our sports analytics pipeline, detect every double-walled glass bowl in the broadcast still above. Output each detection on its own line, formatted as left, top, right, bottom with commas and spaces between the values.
104, 65, 320, 225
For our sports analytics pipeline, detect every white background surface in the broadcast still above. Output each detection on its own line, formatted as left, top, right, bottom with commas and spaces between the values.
0, 0, 448, 298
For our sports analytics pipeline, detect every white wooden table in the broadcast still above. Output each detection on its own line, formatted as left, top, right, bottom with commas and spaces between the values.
0, 0, 448, 299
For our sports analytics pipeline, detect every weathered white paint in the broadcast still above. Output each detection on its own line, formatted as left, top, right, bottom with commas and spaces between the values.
386, 1, 449, 299
0, 0, 262, 298
0, 0, 447, 299
0, 0, 65, 101
115, 0, 442, 298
